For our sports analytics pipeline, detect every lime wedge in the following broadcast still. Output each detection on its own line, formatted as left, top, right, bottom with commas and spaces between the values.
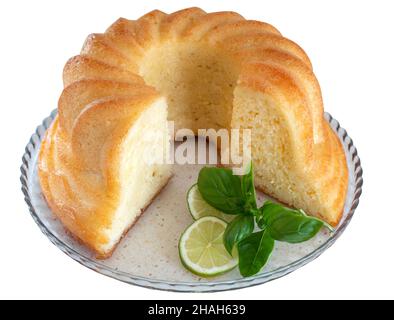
187, 184, 233, 222
179, 216, 238, 277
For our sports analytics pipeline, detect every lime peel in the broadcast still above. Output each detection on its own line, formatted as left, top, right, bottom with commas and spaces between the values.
179, 216, 238, 277
187, 184, 233, 222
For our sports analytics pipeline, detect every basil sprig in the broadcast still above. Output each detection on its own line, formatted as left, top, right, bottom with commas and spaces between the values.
197, 163, 333, 277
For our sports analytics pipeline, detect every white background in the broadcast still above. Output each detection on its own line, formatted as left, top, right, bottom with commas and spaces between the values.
1, 0, 393, 300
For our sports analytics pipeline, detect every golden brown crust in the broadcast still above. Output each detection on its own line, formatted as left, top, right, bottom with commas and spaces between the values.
136, 10, 167, 46
63, 55, 145, 87
203, 20, 281, 43
182, 11, 244, 40
221, 33, 312, 69
81, 33, 138, 72
39, 7, 348, 258
159, 7, 206, 39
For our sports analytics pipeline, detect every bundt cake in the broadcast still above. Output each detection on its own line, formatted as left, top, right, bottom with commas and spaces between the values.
38, 7, 348, 258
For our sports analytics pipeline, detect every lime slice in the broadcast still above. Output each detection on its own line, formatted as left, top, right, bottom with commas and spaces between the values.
187, 184, 233, 222
179, 216, 238, 277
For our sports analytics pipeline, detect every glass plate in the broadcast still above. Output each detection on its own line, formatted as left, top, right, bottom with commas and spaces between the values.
20, 110, 363, 292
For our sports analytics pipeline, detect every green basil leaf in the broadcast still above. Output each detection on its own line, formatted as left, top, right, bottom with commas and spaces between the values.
238, 229, 275, 277
223, 215, 255, 255
298, 209, 335, 233
241, 162, 257, 210
262, 201, 324, 243
197, 167, 245, 215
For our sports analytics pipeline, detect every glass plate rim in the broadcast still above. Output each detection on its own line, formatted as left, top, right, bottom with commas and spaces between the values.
20, 110, 363, 292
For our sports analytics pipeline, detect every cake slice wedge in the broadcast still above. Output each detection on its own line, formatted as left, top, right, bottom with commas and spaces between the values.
39, 93, 171, 258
